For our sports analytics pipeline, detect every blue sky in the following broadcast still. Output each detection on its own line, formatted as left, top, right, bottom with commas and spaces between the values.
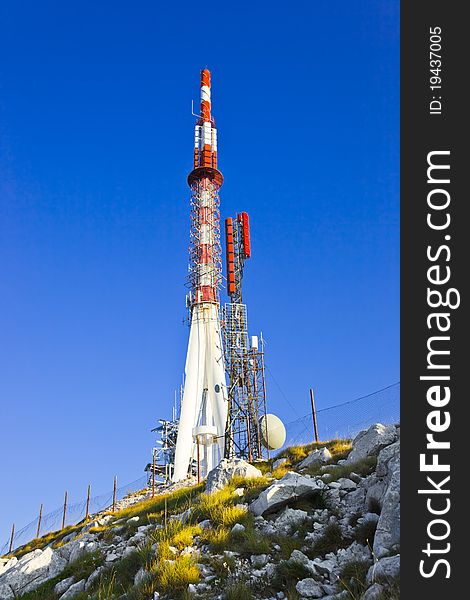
0, 1, 399, 540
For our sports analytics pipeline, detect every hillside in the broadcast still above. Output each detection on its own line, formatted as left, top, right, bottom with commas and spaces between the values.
0, 423, 400, 600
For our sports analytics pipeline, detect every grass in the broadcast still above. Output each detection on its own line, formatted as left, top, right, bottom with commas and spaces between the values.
275, 439, 352, 467
273, 558, 313, 590
95, 570, 116, 600
207, 553, 237, 578
199, 525, 231, 551
155, 555, 200, 593
375, 580, 400, 599
270, 533, 304, 559
337, 560, 370, 599
354, 519, 378, 548
225, 580, 254, 600
105, 482, 204, 524
368, 497, 382, 515
9, 523, 84, 560
310, 523, 351, 557
231, 528, 271, 556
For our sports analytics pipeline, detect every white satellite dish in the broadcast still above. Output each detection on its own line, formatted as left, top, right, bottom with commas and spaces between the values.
259, 414, 286, 450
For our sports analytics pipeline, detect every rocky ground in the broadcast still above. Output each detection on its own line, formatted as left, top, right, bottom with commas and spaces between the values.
0, 423, 400, 600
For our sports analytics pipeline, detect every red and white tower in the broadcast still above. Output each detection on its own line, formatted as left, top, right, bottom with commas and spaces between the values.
172, 69, 228, 482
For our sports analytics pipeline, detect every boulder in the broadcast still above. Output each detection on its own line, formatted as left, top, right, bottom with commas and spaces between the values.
312, 556, 338, 579
295, 577, 324, 598
205, 458, 262, 494
274, 507, 308, 534
373, 463, 400, 558
231, 523, 246, 535
106, 552, 119, 562
298, 448, 332, 470
250, 472, 326, 516
59, 533, 98, 563
54, 576, 75, 596
134, 567, 150, 586
346, 424, 397, 464
288, 550, 317, 575
336, 542, 372, 568
0, 557, 17, 577
59, 578, 85, 599
367, 554, 400, 584
341, 487, 366, 516
250, 554, 269, 568
0, 547, 67, 599
85, 567, 104, 590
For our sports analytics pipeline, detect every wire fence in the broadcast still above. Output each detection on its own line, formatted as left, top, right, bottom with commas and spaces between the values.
283, 382, 400, 447
1, 476, 148, 556
2, 382, 399, 556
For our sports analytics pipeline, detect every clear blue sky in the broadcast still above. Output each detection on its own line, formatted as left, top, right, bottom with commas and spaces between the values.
0, 1, 399, 540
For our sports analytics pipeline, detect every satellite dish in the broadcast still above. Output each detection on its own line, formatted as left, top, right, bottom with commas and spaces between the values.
259, 414, 286, 450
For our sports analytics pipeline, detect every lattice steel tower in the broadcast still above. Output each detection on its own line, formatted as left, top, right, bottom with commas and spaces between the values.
223, 214, 268, 461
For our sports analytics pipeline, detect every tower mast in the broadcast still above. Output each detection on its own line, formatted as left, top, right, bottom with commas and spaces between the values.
172, 70, 228, 482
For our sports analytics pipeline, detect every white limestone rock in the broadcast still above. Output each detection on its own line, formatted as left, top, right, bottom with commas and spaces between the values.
288, 550, 317, 575
0, 547, 67, 599
367, 554, 400, 584
250, 472, 326, 516
346, 424, 398, 464
295, 577, 324, 598
134, 567, 150, 586
336, 542, 372, 568
337, 478, 356, 491
274, 507, 308, 534
298, 448, 332, 470
54, 576, 75, 596
205, 458, 262, 494
251, 554, 269, 568
59, 578, 85, 599
85, 567, 104, 590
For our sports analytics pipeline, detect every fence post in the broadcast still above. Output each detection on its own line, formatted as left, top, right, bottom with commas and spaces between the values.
61, 491, 68, 530
152, 451, 156, 498
310, 388, 319, 443
85, 485, 91, 522
36, 504, 43, 539
8, 523, 15, 554
112, 476, 117, 512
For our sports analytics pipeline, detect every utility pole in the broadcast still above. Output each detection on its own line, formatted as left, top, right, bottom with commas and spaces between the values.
112, 476, 117, 512
61, 491, 68, 530
85, 485, 91, 522
310, 388, 319, 443
8, 524, 15, 554
36, 504, 43, 539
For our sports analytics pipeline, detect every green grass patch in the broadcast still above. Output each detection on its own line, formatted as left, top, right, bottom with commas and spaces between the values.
10, 523, 84, 560
354, 519, 378, 548
311, 523, 351, 557
156, 555, 200, 594
273, 559, 313, 590
226, 580, 255, 600
337, 560, 370, 599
